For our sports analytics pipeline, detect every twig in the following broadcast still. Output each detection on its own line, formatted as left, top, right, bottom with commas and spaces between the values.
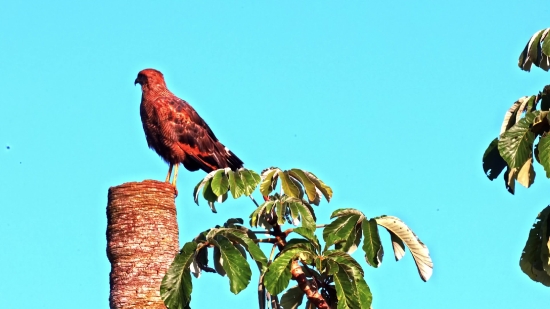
254, 238, 278, 244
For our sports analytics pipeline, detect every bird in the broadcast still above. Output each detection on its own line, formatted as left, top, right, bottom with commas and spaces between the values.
135, 68, 244, 188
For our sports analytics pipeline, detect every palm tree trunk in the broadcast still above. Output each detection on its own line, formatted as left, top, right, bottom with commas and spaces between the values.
107, 180, 178, 309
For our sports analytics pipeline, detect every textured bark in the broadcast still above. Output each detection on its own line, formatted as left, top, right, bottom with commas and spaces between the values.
272, 225, 331, 309
107, 180, 178, 309
290, 261, 329, 309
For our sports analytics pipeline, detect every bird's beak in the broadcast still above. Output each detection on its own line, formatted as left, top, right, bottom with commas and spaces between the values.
134, 78, 139, 86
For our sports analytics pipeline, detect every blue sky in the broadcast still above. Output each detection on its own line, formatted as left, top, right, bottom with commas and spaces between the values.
1, 1, 550, 308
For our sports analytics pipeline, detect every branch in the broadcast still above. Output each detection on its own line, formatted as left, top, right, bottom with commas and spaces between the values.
254, 238, 278, 244
269, 214, 331, 309
249, 196, 331, 309
290, 261, 330, 309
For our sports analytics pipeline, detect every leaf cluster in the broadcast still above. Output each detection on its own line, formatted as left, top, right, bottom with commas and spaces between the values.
162, 167, 432, 309
519, 28, 550, 72
520, 206, 550, 286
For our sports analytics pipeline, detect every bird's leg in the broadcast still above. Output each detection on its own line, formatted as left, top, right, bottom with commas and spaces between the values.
165, 163, 173, 183
171, 163, 179, 187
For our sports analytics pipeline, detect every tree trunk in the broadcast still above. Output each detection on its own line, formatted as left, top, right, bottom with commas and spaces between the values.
107, 180, 178, 309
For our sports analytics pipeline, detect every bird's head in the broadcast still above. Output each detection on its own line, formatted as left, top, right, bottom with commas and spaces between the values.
135, 68, 167, 90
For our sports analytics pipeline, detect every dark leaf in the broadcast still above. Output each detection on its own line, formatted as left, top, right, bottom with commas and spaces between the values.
482, 138, 507, 181
541, 86, 550, 111
280, 285, 305, 309
213, 245, 226, 277
520, 206, 550, 286
224, 218, 244, 227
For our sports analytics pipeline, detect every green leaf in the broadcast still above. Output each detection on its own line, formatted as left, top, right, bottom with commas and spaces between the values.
280, 170, 301, 198
543, 30, 550, 57
218, 228, 269, 271
293, 227, 321, 254
289, 169, 318, 203
362, 218, 383, 267
228, 170, 245, 199
283, 239, 318, 257
241, 169, 261, 196
330, 208, 365, 219
323, 214, 361, 250
498, 111, 537, 169
375, 216, 433, 281
161, 242, 198, 309
275, 199, 286, 225
260, 168, 279, 197
482, 138, 507, 181
325, 250, 365, 276
280, 285, 305, 309
336, 222, 363, 254
193, 171, 217, 205
202, 179, 217, 202
211, 169, 229, 196
250, 201, 273, 228
304, 171, 333, 202
520, 206, 550, 286
210, 235, 252, 294
286, 197, 317, 232
264, 248, 301, 295
325, 251, 371, 309
538, 134, 550, 178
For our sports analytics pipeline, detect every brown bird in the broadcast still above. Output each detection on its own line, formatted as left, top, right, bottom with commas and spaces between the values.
135, 68, 244, 188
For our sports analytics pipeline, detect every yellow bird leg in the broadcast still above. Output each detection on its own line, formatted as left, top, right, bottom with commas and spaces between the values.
172, 163, 179, 187
165, 163, 173, 183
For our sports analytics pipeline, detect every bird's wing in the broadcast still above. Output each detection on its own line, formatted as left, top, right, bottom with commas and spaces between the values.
157, 96, 230, 172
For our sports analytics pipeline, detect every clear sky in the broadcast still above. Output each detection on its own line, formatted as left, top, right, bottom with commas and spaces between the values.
1, 1, 549, 308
